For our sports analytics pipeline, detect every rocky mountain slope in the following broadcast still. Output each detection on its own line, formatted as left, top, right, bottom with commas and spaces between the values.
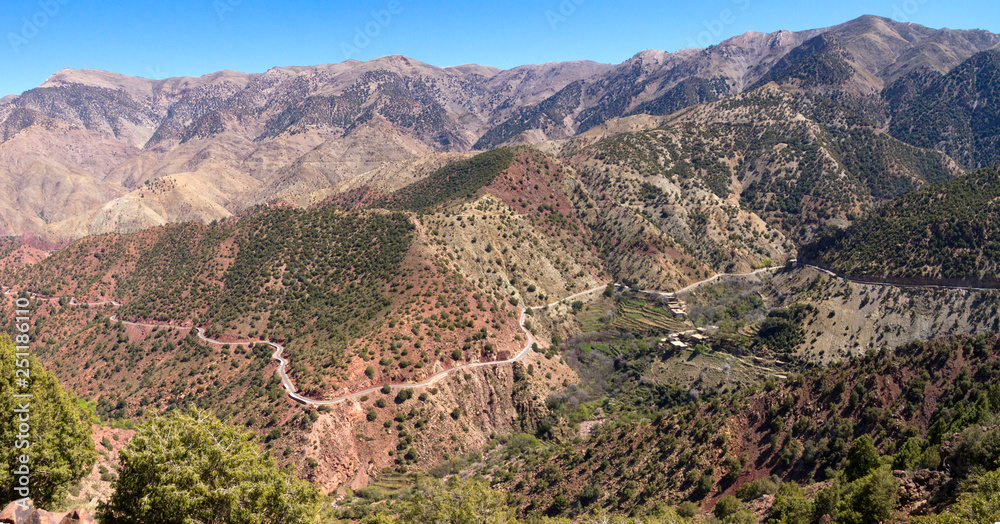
0, 57, 607, 241
555, 83, 963, 245
475, 15, 1000, 148
889, 49, 1000, 169
1, 15, 997, 243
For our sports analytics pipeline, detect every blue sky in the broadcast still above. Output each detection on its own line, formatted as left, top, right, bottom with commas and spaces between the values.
2, 0, 997, 97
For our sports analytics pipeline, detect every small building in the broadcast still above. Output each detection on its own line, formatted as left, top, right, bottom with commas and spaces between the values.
664, 295, 688, 317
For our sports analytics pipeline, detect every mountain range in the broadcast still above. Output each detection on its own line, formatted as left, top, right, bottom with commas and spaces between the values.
4, 13, 1000, 522
2, 15, 999, 244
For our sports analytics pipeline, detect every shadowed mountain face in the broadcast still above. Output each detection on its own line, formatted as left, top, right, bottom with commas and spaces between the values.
0, 15, 997, 242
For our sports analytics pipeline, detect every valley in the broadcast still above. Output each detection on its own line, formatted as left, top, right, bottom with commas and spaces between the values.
2, 13, 1000, 524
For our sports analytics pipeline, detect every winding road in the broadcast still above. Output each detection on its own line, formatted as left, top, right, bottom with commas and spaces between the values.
22, 261, 982, 406
794, 261, 999, 293
638, 266, 781, 296
5, 282, 620, 405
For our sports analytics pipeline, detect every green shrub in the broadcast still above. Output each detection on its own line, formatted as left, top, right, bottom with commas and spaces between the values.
845, 435, 881, 481
736, 476, 779, 500
769, 482, 813, 524
713, 495, 744, 519
677, 501, 699, 518
97, 407, 318, 523
395, 389, 414, 404
0, 335, 97, 506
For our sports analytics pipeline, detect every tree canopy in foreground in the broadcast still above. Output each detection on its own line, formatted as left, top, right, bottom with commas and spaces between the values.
1, 333, 97, 506
98, 406, 319, 523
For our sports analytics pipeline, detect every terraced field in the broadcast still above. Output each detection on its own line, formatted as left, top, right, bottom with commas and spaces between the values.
738, 322, 761, 338
612, 300, 689, 334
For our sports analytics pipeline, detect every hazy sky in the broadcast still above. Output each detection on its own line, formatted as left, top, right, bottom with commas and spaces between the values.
2, 0, 997, 96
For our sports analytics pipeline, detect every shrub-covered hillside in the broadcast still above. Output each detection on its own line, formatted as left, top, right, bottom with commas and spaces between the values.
890, 49, 1000, 170
483, 334, 1000, 521
573, 84, 961, 245
803, 165, 1000, 285
5, 206, 415, 392
378, 148, 515, 212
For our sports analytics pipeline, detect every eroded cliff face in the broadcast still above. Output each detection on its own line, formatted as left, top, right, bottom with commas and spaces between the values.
299, 350, 575, 493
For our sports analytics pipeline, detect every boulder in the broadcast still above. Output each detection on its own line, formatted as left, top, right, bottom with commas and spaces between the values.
58, 509, 94, 524
0, 500, 34, 524
0, 503, 94, 524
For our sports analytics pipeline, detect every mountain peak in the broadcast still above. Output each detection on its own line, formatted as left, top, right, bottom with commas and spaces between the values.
38, 68, 160, 100
630, 49, 671, 64
444, 63, 502, 78
41, 67, 149, 88
1, 16, 998, 244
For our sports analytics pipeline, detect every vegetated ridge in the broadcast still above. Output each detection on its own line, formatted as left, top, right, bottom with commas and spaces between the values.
802, 165, 1000, 286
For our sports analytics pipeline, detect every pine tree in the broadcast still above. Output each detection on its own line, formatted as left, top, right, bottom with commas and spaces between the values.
98, 406, 319, 523
845, 435, 881, 481
1, 334, 97, 506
